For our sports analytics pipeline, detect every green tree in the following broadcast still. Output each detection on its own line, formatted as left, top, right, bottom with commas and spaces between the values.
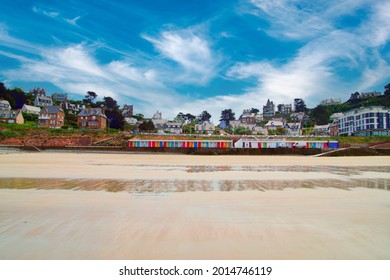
294, 98, 307, 112
311, 105, 330, 125
102, 96, 119, 110
105, 109, 125, 130
10, 87, 28, 109
220, 109, 235, 126
83, 91, 97, 106
139, 120, 155, 132
347, 92, 360, 104
276, 127, 286, 135
234, 126, 252, 135
133, 113, 144, 121
198, 110, 211, 122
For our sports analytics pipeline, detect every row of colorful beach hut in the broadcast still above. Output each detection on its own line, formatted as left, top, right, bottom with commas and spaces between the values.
127, 139, 339, 149
127, 140, 233, 148
233, 139, 339, 149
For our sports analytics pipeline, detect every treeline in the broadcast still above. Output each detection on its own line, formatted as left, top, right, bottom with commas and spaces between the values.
1, 82, 390, 130
309, 83, 390, 125
0, 83, 126, 130
0, 83, 32, 109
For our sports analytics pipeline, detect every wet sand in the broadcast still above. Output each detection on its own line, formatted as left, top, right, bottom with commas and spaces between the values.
0, 152, 390, 259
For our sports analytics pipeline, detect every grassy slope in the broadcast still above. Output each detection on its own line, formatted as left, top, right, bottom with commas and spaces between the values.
1, 122, 389, 147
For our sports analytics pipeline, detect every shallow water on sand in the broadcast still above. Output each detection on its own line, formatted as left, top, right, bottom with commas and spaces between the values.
0, 177, 390, 193
1, 165, 390, 193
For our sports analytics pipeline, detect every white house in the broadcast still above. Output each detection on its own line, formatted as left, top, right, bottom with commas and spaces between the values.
165, 122, 183, 134
194, 121, 215, 134
22, 104, 41, 115
0, 100, 11, 110
34, 95, 53, 107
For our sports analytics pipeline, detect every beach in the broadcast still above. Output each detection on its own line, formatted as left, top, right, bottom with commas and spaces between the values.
1, 152, 390, 259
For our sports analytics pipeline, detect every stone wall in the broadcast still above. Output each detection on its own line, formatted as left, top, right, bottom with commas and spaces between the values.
0, 136, 92, 147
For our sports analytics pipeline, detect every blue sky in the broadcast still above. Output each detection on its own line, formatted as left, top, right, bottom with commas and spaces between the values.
1, 0, 390, 121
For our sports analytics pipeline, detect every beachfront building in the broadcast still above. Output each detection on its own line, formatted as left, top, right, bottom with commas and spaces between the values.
360, 91, 381, 99
0, 100, 11, 110
338, 106, 390, 136
151, 111, 168, 133
265, 118, 285, 131
121, 104, 133, 117
241, 109, 256, 125
263, 99, 275, 119
0, 109, 24, 124
285, 122, 302, 136
329, 122, 339, 136
320, 98, 342, 106
52, 93, 67, 102
194, 121, 215, 134
313, 124, 330, 136
290, 112, 311, 123
34, 95, 53, 107
277, 104, 292, 115
38, 105, 64, 128
255, 114, 263, 122
22, 104, 41, 115
77, 108, 107, 130
165, 122, 183, 134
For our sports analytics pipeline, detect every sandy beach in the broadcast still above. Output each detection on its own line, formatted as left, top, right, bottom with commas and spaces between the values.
1, 152, 390, 259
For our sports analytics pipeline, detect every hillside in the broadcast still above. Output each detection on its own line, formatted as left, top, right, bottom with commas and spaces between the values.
309, 94, 390, 125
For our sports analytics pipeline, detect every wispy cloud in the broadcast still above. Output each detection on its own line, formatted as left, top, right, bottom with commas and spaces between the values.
65, 16, 81, 26
142, 26, 221, 85
245, 0, 369, 41
32, 5, 82, 27
32, 6, 59, 18
228, 0, 390, 107
0, 24, 43, 54
1, 33, 181, 115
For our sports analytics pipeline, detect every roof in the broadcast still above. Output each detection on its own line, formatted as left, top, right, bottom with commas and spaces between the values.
23, 104, 41, 113
286, 122, 301, 129
0, 109, 20, 119
265, 120, 284, 126
166, 122, 183, 126
152, 111, 162, 119
314, 124, 330, 130
40, 105, 63, 114
77, 108, 106, 118
0, 100, 11, 109
36, 95, 52, 102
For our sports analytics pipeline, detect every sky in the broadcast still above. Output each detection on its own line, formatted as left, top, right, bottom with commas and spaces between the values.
1, 0, 390, 122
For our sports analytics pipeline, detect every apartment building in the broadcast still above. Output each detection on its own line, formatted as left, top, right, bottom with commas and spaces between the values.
338, 106, 390, 136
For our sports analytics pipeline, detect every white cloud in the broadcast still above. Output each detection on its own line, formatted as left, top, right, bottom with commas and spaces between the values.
0, 24, 43, 54
32, 6, 59, 18
227, 0, 390, 108
246, 0, 333, 40
65, 16, 81, 26
142, 26, 221, 85
33, 5, 82, 27
2, 40, 183, 116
